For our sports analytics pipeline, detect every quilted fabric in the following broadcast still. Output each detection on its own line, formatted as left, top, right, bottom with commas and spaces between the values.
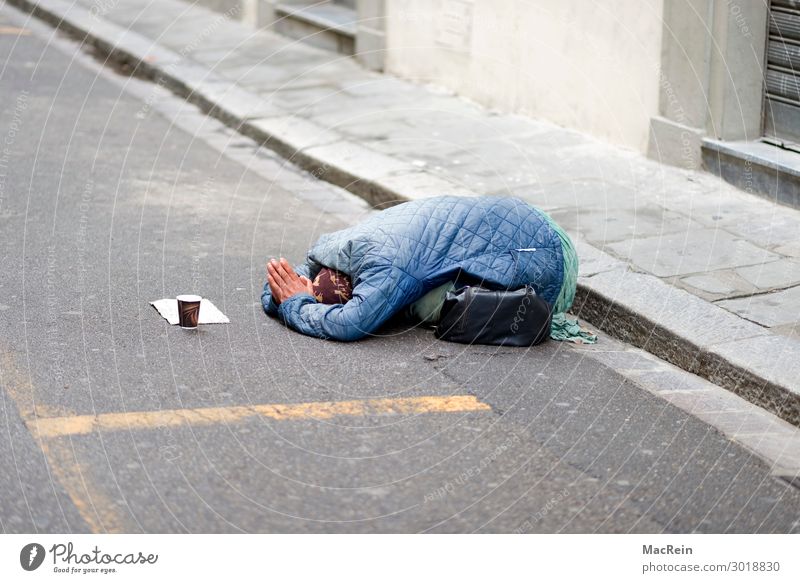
262, 195, 565, 341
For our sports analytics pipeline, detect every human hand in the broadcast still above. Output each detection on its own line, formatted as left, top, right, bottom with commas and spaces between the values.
267, 258, 314, 304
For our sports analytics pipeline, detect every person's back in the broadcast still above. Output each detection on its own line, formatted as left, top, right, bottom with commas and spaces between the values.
308, 196, 564, 299
262, 195, 572, 341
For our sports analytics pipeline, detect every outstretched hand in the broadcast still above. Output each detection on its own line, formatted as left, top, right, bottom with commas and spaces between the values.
267, 258, 314, 305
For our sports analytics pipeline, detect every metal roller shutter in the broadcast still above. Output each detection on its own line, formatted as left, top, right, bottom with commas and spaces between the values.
765, 0, 800, 145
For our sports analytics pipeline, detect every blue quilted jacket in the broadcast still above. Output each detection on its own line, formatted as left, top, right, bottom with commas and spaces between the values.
262, 195, 565, 341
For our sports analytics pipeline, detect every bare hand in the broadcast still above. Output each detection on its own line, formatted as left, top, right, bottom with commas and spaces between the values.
267, 258, 314, 304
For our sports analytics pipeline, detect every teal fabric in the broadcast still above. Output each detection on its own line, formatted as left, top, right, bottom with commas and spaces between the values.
549, 313, 596, 344
539, 212, 597, 344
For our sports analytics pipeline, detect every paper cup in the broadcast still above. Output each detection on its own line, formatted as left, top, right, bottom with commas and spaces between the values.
177, 295, 202, 329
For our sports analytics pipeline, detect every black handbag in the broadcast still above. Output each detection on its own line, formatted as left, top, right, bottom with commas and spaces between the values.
434, 285, 552, 346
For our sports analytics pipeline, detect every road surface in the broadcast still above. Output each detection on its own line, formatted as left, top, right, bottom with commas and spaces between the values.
1, 4, 798, 533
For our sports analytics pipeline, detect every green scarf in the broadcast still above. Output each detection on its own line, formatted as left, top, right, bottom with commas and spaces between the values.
541, 212, 597, 344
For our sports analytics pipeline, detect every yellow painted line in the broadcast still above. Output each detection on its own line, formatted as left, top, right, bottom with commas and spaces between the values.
0, 26, 32, 35
30, 395, 492, 438
1, 350, 125, 533
4, 343, 488, 534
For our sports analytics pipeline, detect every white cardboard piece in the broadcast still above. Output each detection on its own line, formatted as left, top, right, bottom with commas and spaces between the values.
150, 298, 230, 325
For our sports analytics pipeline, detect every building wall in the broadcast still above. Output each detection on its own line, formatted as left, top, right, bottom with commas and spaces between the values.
384, 0, 665, 152
179, 0, 769, 169
186, 0, 245, 19
648, 0, 768, 170
184, 0, 277, 28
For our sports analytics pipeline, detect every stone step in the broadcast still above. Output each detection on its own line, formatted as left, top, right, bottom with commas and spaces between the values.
274, 1, 356, 55
702, 138, 800, 209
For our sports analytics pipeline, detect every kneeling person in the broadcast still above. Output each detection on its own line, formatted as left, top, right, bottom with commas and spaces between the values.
263, 195, 593, 343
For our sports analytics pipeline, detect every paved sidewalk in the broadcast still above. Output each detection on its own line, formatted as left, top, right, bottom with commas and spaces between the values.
11, 0, 800, 426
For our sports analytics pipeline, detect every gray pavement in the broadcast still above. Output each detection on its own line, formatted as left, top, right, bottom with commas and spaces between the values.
1, 2, 800, 534
8, 0, 800, 427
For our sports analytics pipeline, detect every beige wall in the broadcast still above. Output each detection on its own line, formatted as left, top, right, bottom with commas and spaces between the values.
385, 0, 665, 152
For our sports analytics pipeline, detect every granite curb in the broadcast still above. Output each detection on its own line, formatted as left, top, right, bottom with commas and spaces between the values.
12, 0, 800, 427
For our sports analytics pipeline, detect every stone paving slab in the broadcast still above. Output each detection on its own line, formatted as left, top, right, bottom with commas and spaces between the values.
737, 259, 800, 290
680, 271, 759, 300
551, 206, 699, 245
11, 0, 800, 427
574, 240, 628, 278
717, 286, 800, 328
607, 229, 781, 278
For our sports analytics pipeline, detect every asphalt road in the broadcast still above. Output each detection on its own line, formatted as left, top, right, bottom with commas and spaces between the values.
1, 4, 799, 533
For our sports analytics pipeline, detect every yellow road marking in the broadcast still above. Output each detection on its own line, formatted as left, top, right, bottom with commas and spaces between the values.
1, 351, 125, 533
30, 395, 492, 438
0, 26, 32, 35
3, 344, 489, 533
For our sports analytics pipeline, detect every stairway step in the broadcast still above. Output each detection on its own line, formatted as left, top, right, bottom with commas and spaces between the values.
274, 1, 356, 55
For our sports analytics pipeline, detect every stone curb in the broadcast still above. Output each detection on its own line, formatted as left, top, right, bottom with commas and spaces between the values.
12, 0, 800, 427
